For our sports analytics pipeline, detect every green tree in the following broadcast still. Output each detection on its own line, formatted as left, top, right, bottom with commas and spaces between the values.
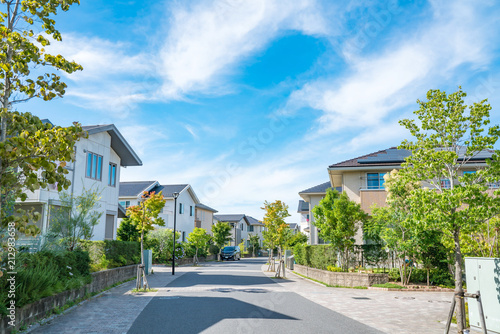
45, 187, 102, 251
187, 227, 211, 265
248, 234, 261, 257
117, 217, 141, 242
127, 191, 166, 290
262, 200, 291, 277
211, 222, 232, 261
146, 228, 181, 264
312, 189, 367, 272
285, 231, 308, 249
0, 0, 84, 236
398, 87, 500, 331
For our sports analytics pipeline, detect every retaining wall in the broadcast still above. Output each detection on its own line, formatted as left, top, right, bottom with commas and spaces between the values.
1, 265, 137, 334
294, 264, 388, 287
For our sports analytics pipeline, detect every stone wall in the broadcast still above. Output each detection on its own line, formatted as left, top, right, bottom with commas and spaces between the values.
294, 264, 388, 287
1, 265, 137, 334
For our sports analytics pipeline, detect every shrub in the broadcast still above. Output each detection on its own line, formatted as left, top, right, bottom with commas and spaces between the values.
79, 240, 140, 271
293, 244, 337, 270
327, 266, 343, 272
388, 267, 453, 286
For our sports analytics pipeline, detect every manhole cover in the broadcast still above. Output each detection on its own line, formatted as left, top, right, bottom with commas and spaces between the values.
352, 297, 371, 300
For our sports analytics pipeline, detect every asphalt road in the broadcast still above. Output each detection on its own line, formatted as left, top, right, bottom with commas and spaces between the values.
128, 258, 383, 334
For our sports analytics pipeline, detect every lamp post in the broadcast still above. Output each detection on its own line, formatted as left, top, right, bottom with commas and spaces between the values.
171, 192, 179, 275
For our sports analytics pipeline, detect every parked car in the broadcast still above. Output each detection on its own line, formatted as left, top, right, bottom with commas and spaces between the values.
221, 246, 241, 261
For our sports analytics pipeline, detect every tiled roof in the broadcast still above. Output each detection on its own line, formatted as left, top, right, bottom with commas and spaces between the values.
196, 203, 218, 213
214, 214, 246, 222
299, 181, 332, 194
150, 184, 189, 198
297, 200, 309, 213
119, 181, 157, 197
245, 216, 264, 226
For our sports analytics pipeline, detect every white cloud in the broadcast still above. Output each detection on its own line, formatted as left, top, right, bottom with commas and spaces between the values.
284, 0, 498, 134
159, 0, 328, 96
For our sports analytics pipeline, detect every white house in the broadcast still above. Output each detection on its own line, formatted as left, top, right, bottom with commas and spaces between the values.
119, 181, 201, 242
17, 123, 142, 246
214, 214, 265, 248
195, 203, 218, 233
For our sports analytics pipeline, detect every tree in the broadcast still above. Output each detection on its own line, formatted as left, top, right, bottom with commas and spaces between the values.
398, 87, 500, 331
126, 191, 166, 290
146, 228, 181, 264
285, 231, 308, 249
0, 0, 85, 236
45, 187, 102, 251
248, 234, 260, 257
312, 189, 367, 272
211, 222, 232, 261
262, 200, 291, 277
117, 217, 141, 242
187, 227, 211, 265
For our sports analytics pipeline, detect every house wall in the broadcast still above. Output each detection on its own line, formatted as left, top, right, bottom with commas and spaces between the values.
308, 194, 326, 245
195, 208, 214, 233
157, 191, 196, 242
20, 131, 122, 241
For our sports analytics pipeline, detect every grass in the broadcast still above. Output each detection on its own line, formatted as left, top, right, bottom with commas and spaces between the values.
131, 288, 158, 293
293, 271, 368, 289
372, 283, 407, 289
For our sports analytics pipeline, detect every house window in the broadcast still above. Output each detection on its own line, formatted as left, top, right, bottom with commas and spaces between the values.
85, 151, 102, 181
440, 179, 451, 189
249, 225, 254, 232
119, 201, 131, 209
367, 173, 386, 189
179, 203, 184, 214
190, 206, 194, 216
108, 163, 117, 187
182, 231, 186, 242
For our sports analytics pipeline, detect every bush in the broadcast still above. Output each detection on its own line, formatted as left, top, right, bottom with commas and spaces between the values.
79, 240, 140, 271
388, 267, 453, 286
293, 244, 337, 270
327, 266, 343, 272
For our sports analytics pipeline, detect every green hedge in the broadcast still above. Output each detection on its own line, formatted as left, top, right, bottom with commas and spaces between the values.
79, 240, 140, 271
293, 244, 337, 270
0, 249, 91, 316
389, 268, 453, 286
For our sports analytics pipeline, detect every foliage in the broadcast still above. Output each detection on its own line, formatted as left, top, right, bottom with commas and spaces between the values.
187, 227, 211, 264
248, 234, 261, 257
145, 229, 182, 264
262, 200, 291, 276
211, 222, 232, 259
312, 189, 367, 271
0, 0, 84, 236
293, 244, 337, 271
285, 231, 308, 249
126, 191, 166, 289
398, 87, 500, 331
117, 217, 141, 242
388, 267, 453, 287
1, 249, 91, 315
327, 265, 343, 272
78, 240, 140, 271
44, 187, 102, 251
372, 283, 406, 289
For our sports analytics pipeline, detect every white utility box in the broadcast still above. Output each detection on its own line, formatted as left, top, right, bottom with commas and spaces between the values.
464, 257, 500, 333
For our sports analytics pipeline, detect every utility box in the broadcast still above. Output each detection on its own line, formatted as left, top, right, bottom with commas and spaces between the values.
143, 249, 153, 275
464, 257, 500, 333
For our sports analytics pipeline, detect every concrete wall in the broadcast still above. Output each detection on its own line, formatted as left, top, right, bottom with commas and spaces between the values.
1, 265, 137, 334
294, 264, 388, 287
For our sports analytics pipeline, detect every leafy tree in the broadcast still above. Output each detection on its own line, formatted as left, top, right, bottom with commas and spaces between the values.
45, 187, 102, 251
0, 1, 85, 236
146, 228, 181, 264
312, 189, 367, 272
126, 191, 166, 290
285, 231, 308, 249
248, 234, 261, 257
398, 87, 500, 331
187, 227, 211, 265
211, 222, 232, 261
116, 217, 141, 242
262, 200, 291, 277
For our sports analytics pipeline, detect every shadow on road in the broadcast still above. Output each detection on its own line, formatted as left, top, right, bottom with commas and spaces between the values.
166, 272, 291, 287
128, 296, 298, 333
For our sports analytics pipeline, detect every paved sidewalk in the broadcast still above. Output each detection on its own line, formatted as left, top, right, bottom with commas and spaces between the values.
261, 266, 454, 334
28, 265, 195, 334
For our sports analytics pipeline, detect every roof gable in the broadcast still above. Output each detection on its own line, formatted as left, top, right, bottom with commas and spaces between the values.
119, 181, 158, 197
299, 181, 332, 194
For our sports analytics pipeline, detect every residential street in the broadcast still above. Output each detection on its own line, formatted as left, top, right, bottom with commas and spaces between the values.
28, 258, 453, 334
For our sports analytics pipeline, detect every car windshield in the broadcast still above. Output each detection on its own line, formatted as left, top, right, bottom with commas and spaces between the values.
223, 247, 235, 252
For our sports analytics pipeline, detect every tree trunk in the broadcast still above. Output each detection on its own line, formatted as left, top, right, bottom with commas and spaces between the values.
427, 268, 430, 286
453, 227, 465, 332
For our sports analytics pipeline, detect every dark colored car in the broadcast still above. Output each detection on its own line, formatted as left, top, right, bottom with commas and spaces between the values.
221, 246, 241, 261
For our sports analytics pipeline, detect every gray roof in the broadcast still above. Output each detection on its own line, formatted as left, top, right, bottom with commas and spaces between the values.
82, 124, 142, 167
150, 184, 189, 198
245, 216, 264, 226
196, 203, 218, 213
117, 203, 127, 218
299, 182, 332, 194
214, 214, 246, 223
288, 223, 298, 230
297, 200, 309, 213
119, 181, 157, 197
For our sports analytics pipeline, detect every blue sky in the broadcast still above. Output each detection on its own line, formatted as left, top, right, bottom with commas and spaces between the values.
21, 0, 500, 222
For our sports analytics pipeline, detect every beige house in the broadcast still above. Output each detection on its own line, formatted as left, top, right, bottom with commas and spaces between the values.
195, 203, 218, 232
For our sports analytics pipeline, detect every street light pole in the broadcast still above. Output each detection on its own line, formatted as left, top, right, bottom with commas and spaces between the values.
172, 192, 179, 275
